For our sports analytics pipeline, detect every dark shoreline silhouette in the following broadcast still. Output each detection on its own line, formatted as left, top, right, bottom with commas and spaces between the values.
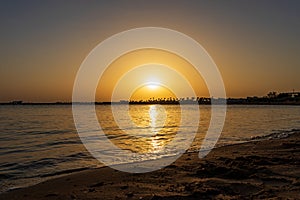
2, 91, 300, 105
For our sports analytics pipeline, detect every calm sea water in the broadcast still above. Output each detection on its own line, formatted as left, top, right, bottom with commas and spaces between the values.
0, 105, 299, 192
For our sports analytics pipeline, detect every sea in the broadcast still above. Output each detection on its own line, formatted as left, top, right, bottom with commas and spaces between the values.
0, 104, 299, 193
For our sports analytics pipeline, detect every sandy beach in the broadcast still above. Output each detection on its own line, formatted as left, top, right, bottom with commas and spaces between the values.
1, 131, 299, 200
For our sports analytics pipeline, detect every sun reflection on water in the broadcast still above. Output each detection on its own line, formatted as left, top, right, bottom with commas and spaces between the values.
149, 105, 166, 152
98, 104, 181, 154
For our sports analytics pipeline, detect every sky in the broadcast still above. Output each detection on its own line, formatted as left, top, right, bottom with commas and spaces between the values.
96, 49, 207, 102
0, 0, 299, 102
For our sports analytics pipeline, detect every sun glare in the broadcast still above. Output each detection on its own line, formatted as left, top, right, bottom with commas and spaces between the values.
130, 83, 177, 101
147, 84, 159, 90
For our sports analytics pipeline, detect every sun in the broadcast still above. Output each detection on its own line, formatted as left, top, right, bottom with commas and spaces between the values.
130, 83, 176, 101
147, 83, 160, 90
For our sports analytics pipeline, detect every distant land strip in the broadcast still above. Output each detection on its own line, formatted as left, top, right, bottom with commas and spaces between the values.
1, 91, 299, 105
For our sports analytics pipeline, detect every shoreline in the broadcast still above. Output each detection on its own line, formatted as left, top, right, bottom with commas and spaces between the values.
2, 129, 297, 194
1, 130, 299, 199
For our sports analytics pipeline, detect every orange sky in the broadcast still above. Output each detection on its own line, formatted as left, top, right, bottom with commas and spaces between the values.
0, 1, 299, 102
96, 49, 208, 102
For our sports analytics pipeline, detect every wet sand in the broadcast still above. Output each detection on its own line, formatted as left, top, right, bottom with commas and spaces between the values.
1, 131, 299, 200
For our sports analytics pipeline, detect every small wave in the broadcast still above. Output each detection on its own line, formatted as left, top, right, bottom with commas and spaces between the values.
0, 148, 33, 155
32, 140, 81, 149
251, 129, 300, 141
0, 167, 91, 194
7, 158, 56, 171
39, 167, 90, 178
0, 162, 18, 168
0, 173, 16, 180
66, 152, 89, 158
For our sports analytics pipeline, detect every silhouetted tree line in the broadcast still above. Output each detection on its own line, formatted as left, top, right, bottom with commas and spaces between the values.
2, 91, 299, 105
129, 91, 300, 105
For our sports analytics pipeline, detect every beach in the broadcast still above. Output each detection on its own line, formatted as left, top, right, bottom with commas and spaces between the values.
1, 131, 299, 200
1, 1, 300, 199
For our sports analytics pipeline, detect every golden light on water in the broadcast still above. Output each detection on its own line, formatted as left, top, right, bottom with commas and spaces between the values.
97, 104, 180, 154
149, 105, 166, 153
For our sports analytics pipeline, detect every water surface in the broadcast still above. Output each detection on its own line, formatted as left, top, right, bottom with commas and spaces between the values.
0, 105, 299, 192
